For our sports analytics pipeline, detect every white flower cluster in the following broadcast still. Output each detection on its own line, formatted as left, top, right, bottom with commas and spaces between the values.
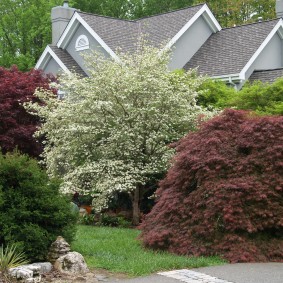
25, 45, 216, 211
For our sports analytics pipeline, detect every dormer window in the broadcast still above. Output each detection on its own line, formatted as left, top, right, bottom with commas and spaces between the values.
75, 35, 89, 51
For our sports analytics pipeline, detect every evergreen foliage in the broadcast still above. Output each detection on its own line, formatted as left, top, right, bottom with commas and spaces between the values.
0, 152, 77, 261
141, 109, 283, 262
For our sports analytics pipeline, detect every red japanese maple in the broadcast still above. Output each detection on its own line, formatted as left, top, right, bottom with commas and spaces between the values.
141, 109, 283, 262
0, 66, 56, 158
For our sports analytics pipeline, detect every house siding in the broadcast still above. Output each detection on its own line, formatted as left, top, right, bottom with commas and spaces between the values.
65, 24, 110, 75
245, 33, 283, 80
169, 16, 212, 70
44, 58, 62, 75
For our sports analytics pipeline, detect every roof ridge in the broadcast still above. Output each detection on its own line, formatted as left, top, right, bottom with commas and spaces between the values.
77, 3, 205, 22
137, 3, 205, 21
221, 18, 280, 31
77, 11, 137, 23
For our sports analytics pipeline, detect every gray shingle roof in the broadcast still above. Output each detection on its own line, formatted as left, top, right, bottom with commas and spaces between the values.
77, 3, 204, 53
139, 4, 203, 48
184, 19, 279, 77
249, 68, 283, 83
49, 45, 87, 77
78, 12, 138, 53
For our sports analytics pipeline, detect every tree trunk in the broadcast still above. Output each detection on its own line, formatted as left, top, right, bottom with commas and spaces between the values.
132, 186, 140, 226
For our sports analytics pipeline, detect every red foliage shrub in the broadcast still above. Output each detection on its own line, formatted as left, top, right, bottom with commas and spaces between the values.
0, 66, 56, 158
140, 109, 283, 262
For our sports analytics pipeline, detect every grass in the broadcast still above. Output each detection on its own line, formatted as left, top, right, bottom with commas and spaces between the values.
71, 225, 226, 276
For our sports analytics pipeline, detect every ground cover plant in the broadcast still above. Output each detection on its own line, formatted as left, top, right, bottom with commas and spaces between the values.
0, 151, 77, 261
141, 109, 283, 263
26, 45, 215, 225
72, 225, 225, 276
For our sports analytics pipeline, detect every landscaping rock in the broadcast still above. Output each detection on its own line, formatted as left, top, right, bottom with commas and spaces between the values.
8, 262, 52, 282
47, 236, 71, 264
32, 263, 52, 274
54, 252, 89, 275
8, 264, 41, 283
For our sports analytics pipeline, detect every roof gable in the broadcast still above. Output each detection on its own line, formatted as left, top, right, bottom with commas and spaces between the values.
57, 12, 120, 61
55, 4, 220, 57
240, 19, 283, 79
35, 45, 70, 73
139, 4, 220, 50
78, 12, 138, 54
184, 19, 279, 78
35, 45, 86, 76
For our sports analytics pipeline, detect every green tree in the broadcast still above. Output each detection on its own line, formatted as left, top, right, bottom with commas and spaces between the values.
26, 46, 214, 225
140, 0, 195, 17
0, 0, 61, 71
70, 0, 143, 19
204, 0, 275, 27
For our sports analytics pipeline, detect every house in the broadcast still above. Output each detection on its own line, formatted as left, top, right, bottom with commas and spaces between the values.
36, 0, 283, 89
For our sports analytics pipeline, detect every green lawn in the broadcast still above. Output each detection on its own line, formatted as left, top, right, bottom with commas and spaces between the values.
71, 225, 226, 276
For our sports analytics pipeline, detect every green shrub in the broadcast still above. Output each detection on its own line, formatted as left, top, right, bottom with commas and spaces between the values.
198, 78, 283, 115
197, 79, 236, 108
229, 79, 283, 115
78, 214, 96, 226
98, 214, 132, 228
0, 152, 78, 261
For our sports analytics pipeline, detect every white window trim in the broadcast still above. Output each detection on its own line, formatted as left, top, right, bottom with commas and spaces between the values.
75, 34, 89, 51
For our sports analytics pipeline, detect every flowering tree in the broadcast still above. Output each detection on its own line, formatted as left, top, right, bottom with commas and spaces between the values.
26, 46, 213, 224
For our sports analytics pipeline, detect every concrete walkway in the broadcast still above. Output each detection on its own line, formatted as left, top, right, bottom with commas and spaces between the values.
107, 263, 283, 283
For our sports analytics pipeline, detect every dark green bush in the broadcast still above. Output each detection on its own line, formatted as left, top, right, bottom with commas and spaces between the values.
0, 152, 77, 261
98, 214, 132, 228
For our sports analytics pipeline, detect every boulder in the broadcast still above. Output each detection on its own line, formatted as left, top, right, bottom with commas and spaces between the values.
8, 265, 41, 283
47, 236, 71, 264
8, 262, 52, 283
54, 252, 89, 275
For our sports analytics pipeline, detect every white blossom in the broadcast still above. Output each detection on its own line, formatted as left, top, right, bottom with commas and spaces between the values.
25, 45, 216, 212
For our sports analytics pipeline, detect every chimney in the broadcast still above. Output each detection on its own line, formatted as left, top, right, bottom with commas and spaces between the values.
51, 1, 76, 45
276, 0, 283, 18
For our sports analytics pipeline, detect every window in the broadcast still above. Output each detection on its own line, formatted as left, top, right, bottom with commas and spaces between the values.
75, 35, 89, 51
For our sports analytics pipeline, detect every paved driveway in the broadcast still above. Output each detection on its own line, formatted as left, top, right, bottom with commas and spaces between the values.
107, 263, 283, 283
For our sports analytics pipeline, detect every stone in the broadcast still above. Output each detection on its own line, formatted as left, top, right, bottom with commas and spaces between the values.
8, 265, 41, 283
54, 252, 89, 275
47, 236, 71, 264
32, 262, 53, 274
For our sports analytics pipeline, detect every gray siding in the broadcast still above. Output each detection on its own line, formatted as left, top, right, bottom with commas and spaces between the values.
66, 24, 110, 75
169, 16, 212, 70
44, 58, 62, 75
245, 33, 283, 79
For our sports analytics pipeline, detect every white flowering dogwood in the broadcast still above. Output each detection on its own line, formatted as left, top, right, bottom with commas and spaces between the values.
26, 45, 214, 224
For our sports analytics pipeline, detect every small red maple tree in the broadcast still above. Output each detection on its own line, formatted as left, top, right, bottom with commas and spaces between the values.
141, 109, 283, 262
0, 66, 56, 158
